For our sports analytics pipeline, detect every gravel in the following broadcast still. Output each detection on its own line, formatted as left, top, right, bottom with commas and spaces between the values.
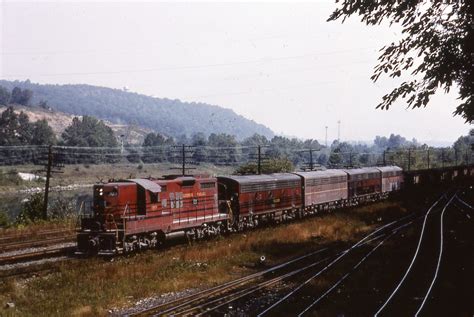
110, 288, 201, 316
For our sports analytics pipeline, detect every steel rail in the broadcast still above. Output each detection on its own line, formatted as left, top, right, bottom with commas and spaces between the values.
256, 212, 414, 317
414, 194, 456, 316
128, 247, 330, 316
374, 193, 447, 316
298, 217, 417, 316
0, 246, 75, 265
0, 235, 76, 252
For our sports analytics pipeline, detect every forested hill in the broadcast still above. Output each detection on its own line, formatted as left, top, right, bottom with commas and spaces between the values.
0, 80, 274, 140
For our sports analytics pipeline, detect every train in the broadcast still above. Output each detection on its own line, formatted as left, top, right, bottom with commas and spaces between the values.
76, 164, 473, 255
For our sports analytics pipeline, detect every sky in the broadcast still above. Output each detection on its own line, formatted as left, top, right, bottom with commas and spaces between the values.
0, 1, 471, 145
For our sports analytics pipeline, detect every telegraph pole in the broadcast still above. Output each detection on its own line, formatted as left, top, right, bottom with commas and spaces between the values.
181, 144, 186, 176
337, 120, 341, 142
325, 126, 328, 148
170, 144, 195, 176
408, 148, 411, 171
441, 148, 445, 168
427, 148, 430, 169
257, 145, 261, 175
43, 145, 53, 220
309, 149, 314, 171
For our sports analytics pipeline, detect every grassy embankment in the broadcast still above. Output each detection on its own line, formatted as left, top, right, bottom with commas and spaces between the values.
0, 200, 407, 317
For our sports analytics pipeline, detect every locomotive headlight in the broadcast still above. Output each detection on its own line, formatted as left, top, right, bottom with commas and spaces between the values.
99, 188, 103, 196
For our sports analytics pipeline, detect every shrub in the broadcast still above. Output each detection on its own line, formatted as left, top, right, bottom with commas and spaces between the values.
16, 192, 44, 224
0, 210, 10, 228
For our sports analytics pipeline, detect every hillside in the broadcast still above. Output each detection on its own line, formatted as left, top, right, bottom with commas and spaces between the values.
0, 105, 152, 145
0, 80, 274, 140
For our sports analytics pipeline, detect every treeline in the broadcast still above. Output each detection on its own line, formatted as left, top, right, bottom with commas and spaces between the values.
0, 80, 274, 139
0, 86, 471, 169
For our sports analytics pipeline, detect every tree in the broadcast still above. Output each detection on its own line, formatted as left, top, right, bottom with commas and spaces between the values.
10, 87, 33, 106
0, 107, 33, 145
0, 86, 10, 105
31, 119, 57, 145
0, 107, 21, 146
142, 132, 172, 162
16, 192, 44, 224
234, 158, 294, 175
329, 1, 474, 123
61, 116, 118, 147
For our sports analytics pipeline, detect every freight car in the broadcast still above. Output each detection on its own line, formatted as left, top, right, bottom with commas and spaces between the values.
217, 174, 302, 229
76, 165, 406, 255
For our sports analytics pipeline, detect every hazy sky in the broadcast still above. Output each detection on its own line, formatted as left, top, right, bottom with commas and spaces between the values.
1, 1, 471, 144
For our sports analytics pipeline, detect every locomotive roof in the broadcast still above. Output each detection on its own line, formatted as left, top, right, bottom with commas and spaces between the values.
294, 169, 347, 179
128, 179, 162, 193
342, 167, 381, 175
376, 166, 403, 173
218, 173, 300, 184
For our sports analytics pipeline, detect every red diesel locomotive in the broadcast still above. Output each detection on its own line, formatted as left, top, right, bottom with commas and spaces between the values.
77, 166, 404, 255
77, 175, 227, 255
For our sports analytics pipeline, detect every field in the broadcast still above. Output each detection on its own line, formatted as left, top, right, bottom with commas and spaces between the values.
0, 200, 407, 316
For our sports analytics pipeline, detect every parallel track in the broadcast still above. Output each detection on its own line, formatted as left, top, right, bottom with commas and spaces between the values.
0, 246, 75, 266
374, 193, 454, 316
130, 210, 418, 317
0, 235, 76, 252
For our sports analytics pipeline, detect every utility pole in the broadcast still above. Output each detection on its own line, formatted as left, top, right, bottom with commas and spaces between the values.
441, 148, 445, 168
325, 126, 328, 147
181, 144, 185, 176
383, 150, 386, 166
257, 145, 261, 175
349, 151, 353, 167
427, 148, 430, 169
120, 134, 125, 154
170, 144, 195, 176
309, 149, 314, 171
408, 148, 411, 171
43, 145, 53, 220
337, 120, 341, 142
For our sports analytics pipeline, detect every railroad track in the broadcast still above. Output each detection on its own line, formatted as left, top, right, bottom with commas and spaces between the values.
373, 193, 456, 316
129, 209, 419, 317
0, 245, 76, 266
0, 228, 74, 244
0, 235, 76, 252
169, 192, 451, 317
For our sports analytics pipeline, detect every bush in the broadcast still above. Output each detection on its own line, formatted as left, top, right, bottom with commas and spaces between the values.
16, 192, 44, 224
0, 170, 23, 186
0, 210, 10, 228
49, 194, 76, 219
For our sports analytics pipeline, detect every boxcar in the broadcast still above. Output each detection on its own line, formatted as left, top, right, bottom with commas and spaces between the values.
217, 174, 302, 222
294, 170, 348, 209
376, 166, 403, 193
343, 167, 381, 198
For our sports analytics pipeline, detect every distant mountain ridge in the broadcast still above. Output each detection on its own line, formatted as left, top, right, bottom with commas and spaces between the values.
0, 80, 274, 140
